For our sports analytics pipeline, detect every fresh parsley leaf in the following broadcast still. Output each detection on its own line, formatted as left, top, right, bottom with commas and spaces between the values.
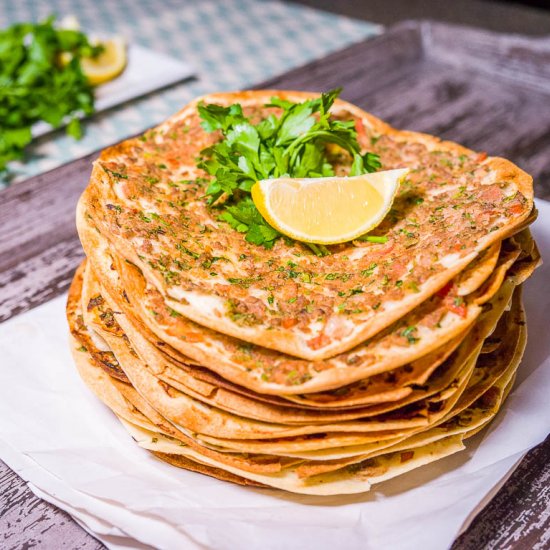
198, 89, 382, 249
198, 102, 245, 132
0, 15, 102, 174
66, 117, 83, 140
219, 197, 281, 248
401, 325, 419, 344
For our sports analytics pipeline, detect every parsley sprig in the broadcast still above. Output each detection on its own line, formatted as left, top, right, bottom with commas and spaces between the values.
0, 16, 102, 173
197, 89, 381, 250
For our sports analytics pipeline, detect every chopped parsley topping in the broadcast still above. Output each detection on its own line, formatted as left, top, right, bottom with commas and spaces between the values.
361, 263, 378, 277
103, 167, 128, 180
401, 326, 419, 344
227, 276, 263, 288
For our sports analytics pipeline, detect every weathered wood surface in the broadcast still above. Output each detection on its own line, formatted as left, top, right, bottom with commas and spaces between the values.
294, 0, 550, 36
0, 460, 102, 550
0, 151, 94, 323
451, 434, 550, 550
0, 20, 549, 550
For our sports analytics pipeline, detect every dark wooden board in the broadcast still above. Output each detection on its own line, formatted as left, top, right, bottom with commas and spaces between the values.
293, 0, 550, 36
1, 20, 549, 550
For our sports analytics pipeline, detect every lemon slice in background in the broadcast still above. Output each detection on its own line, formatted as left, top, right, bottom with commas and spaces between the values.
252, 168, 409, 245
80, 37, 127, 86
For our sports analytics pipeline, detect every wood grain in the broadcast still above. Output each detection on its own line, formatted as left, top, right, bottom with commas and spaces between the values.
0, 460, 103, 550
0, 20, 549, 550
451, 434, 550, 550
0, 151, 95, 322
293, 0, 550, 36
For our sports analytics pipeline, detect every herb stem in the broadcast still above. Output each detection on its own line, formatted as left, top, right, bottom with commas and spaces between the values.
356, 235, 389, 244
305, 243, 331, 257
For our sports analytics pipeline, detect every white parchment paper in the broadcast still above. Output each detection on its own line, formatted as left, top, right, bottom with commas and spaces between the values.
0, 201, 549, 550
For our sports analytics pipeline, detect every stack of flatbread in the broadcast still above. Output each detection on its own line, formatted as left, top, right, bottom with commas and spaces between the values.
67, 91, 540, 495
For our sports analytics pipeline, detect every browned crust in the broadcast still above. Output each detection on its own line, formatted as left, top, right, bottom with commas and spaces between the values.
151, 451, 266, 488
78, 206, 486, 395
66, 261, 130, 383
86, 90, 535, 362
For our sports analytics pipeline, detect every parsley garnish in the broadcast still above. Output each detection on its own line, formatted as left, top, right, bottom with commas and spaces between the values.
197, 89, 381, 249
0, 16, 103, 173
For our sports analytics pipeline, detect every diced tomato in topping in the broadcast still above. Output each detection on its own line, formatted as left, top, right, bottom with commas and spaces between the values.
282, 318, 298, 329
307, 333, 330, 350
436, 281, 453, 298
509, 204, 524, 215
400, 451, 414, 463
448, 300, 467, 318
476, 152, 488, 162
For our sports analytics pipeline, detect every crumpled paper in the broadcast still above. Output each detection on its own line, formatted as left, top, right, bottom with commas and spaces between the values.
1, 201, 549, 550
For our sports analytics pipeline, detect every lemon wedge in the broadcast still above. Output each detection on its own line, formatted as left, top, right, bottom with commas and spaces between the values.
80, 37, 127, 86
251, 168, 409, 245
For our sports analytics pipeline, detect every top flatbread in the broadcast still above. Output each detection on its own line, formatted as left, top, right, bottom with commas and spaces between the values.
79, 90, 534, 361
78, 206, 528, 395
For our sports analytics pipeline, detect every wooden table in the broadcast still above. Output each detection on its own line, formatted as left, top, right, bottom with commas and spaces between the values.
1, 20, 549, 550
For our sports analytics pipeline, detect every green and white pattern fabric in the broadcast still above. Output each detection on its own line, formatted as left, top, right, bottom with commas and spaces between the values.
0, 0, 380, 184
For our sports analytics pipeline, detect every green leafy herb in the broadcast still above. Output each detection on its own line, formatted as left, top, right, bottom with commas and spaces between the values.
401, 326, 419, 344
227, 275, 263, 288
361, 262, 378, 277
197, 89, 381, 248
356, 235, 388, 244
103, 167, 128, 180
0, 16, 103, 173
219, 197, 280, 248
305, 243, 331, 257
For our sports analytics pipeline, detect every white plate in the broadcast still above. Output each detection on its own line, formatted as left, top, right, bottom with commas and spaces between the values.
32, 44, 195, 138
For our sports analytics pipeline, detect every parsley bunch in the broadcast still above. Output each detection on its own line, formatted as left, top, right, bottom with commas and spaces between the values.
0, 16, 102, 172
198, 89, 381, 250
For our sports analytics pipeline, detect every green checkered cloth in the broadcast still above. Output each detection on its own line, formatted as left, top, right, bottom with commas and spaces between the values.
0, 0, 379, 184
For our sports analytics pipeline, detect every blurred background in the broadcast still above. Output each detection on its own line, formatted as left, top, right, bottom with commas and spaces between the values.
293, 0, 550, 34
1, 0, 549, 185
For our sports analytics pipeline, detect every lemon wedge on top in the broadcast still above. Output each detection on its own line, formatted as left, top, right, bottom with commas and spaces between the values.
251, 168, 409, 245
80, 37, 127, 86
